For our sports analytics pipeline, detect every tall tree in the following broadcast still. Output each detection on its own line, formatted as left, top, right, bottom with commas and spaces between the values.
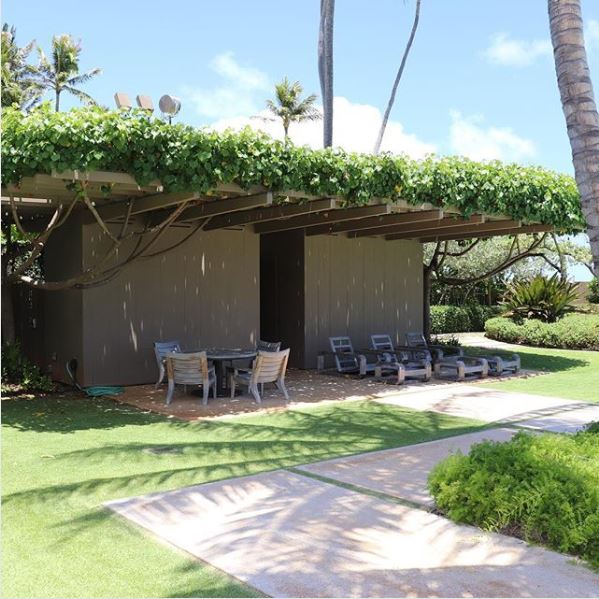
1, 24, 39, 109
34, 34, 101, 111
548, 0, 599, 275
265, 78, 321, 139
373, 0, 422, 154
318, 0, 335, 147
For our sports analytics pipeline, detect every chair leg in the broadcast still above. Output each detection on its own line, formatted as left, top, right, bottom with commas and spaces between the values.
165, 380, 175, 405
250, 383, 262, 404
202, 384, 209, 406
276, 378, 289, 401
155, 364, 165, 389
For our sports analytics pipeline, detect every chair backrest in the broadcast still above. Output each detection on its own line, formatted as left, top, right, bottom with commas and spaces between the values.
165, 351, 210, 384
154, 340, 181, 365
329, 336, 358, 373
257, 339, 281, 352
370, 334, 398, 363
406, 332, 428, 348
250, 349, 290, 384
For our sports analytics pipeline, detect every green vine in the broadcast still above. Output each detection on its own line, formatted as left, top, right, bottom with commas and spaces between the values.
1, 104, 585, 231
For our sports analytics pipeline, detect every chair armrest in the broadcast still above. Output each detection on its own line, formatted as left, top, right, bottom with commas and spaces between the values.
427, 344, 464, 358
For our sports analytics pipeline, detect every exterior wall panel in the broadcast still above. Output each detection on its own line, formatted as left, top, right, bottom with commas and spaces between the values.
303, 235, 423, 368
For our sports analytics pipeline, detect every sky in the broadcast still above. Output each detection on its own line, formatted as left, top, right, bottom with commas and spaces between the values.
5, 0, 599, 278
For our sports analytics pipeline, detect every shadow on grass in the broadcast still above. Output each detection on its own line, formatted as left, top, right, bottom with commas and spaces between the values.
464, 346, 590, 373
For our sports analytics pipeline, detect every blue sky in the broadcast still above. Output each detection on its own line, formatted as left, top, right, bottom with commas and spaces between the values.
6, 0, 599, 277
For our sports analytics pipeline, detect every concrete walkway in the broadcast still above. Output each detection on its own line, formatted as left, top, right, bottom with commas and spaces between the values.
108, 469, 599, 597
106, 381, 599, 597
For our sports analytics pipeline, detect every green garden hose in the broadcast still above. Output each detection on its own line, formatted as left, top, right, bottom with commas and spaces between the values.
84, 386, 124, 397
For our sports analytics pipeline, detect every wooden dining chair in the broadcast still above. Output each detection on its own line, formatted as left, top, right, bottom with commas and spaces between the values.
229, 349, 290, 403
165, 351, 216, 406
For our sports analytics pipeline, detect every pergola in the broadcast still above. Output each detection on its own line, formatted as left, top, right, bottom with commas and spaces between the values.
2, 169, 551, 242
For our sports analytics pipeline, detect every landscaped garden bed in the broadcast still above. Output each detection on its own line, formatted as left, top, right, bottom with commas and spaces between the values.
428, 426, 599, 569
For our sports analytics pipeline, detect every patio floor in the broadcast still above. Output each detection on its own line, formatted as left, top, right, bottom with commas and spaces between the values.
113, 368, 545, 421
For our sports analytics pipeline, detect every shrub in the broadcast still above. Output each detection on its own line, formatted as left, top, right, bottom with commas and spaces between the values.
430, 305, 501, 334
428, 430, 599, 568
485, 313, 599, 350
1, 342, 54, 392
502, 274, 578, 322
588, 278, 599, 304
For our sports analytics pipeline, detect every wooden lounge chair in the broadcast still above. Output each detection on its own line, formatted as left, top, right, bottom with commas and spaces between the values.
318, 336, 401, 381
370, 334, 432, 383
230, 348, 290, 403
405, 332, 488, 382
154, 340, 181, 388
165, 351, 216, 406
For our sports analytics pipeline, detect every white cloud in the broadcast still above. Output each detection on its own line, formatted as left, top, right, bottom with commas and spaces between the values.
484, 32, 552, 67
449, 111, 536, 162
211, 96, 436, 158
586, 19, 599, 53
181, 52, 270, 120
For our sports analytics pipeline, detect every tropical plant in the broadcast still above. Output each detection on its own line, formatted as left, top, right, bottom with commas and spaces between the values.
588, 277, 599, 304
266, 78, 320, 139
1, 24, 39, 109
548, 0, 599, 276
318, 0, 334, 147
33, 34, 101, 111
502, 274, 578, 322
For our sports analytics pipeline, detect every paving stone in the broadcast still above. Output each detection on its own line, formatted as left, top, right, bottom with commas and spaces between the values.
297, 428, 517, 506
107, 470, 599, 598
517, 404, 599, 433
375, 384, 582, 423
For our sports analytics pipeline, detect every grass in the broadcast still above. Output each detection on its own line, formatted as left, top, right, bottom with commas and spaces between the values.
466, 341, 599, 403
1, 394, 483, 598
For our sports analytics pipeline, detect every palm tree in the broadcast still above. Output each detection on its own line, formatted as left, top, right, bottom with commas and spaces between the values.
34, 34, 101, 111
318, 0, 335, 147
1, 24, 39, 109
373, 0, 422, 154
266, 78, 321, 139
548, 0, 599, 275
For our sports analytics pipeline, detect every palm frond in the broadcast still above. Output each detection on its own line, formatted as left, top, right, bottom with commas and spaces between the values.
64, 86, 97, 105
66, 67, 102, 86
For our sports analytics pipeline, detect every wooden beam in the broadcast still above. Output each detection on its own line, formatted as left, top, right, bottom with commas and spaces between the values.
418, 223, 551, 243
95, 191, 205, 221
253, 204, 392, 234
305, 208, 444, 236
381, 215, 487, 240
203, 198, 337, 230
176, 192, 274, 222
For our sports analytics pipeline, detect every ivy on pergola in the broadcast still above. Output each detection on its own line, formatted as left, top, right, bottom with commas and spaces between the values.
0, 105, 586, 293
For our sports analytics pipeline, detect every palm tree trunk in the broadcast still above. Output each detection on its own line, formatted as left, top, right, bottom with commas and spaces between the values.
319, 0, 335, 148
548, 0, 599, 275
55, 89, 60, 112
374, 0, 421, 155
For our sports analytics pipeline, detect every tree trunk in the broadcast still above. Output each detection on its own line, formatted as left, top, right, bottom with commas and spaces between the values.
1, 281, 16, 345
548, 0, 599, 275
319, 0, 335, 147
373, 0, 421, 154
423, 266, 432, 341
55, 89, 60, 112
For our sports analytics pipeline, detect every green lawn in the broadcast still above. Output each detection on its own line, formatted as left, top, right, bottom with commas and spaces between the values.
469, 343, 599, 403
1, 395, 483, 598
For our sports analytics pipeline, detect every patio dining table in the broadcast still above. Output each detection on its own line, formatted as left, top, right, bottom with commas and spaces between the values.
185, 348, 257, 397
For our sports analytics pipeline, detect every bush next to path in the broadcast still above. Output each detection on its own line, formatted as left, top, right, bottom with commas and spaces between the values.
428, 429, 599, 568
485, 314, 599, 350
430, 305, 501, 334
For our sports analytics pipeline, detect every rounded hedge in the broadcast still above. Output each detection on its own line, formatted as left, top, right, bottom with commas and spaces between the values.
485, 314, 599, 350
428, 429, 599, 568
430, 305, 501, 334
1, 105, 585, 230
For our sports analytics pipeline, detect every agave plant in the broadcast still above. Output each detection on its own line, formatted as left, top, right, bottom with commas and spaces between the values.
502, 274, 579, 322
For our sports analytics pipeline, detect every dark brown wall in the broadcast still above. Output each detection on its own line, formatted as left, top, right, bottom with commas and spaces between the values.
260, 231, 305, 367
303, 235, 423, 368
